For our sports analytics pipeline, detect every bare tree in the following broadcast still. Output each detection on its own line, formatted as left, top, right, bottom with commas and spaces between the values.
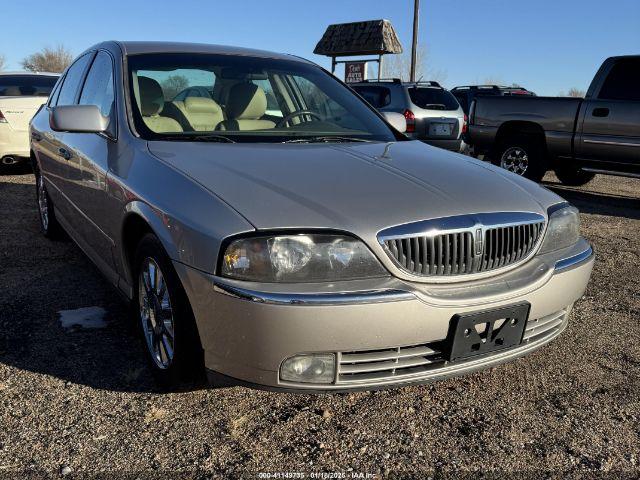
21, 45, 73, 73
378, 46, 447, 84
561, 88, 585, 98
0, 54, 5, 71
161, 75, 189, 99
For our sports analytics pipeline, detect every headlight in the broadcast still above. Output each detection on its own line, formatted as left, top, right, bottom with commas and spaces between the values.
538, 204, 580, 254
221, 233, 387, 282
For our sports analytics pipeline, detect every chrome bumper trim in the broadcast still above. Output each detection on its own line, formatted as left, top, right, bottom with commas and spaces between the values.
554, 245, 594, 272
213, 281, 415, 306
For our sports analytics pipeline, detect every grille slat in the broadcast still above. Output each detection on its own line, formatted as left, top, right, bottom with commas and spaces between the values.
338, 342, 444, 382
383, 215, 545, 277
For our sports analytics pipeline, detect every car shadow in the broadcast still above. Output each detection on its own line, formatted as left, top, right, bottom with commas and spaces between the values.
0, 175, 210, 393
542, 179, 640, 221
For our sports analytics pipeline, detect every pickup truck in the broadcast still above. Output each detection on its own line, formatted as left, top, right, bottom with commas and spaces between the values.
467, 56, 640, 184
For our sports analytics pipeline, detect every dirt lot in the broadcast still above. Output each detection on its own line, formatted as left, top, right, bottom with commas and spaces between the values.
0, 167, 639, 478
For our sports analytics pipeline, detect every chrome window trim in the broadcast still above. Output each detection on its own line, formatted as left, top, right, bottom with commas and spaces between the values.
377, 211, 546, 280
213, 280, 415, 306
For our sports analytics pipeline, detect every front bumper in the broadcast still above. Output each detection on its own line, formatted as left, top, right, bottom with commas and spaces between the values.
174, 239, 594, 391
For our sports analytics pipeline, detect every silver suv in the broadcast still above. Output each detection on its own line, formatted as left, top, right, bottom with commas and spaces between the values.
351, 79, 467, 153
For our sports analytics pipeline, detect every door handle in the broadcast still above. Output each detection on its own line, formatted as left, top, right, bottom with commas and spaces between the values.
592, 107, 609, 118
58, 147, 72, 160
31, 132, 42, 142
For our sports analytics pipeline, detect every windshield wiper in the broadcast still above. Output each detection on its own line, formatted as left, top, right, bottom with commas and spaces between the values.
282, 136, 374, 144
161, 134, 236, 143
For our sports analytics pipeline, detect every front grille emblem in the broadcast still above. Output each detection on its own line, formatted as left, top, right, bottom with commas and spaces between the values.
475, 228, 483, 256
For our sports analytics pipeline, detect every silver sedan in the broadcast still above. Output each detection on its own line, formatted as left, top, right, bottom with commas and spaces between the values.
30, 41, 594, 391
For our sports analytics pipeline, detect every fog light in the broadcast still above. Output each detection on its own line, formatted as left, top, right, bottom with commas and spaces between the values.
280, 354, 335, 384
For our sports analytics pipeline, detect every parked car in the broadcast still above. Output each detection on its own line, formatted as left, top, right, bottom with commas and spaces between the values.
451, 85, 536, 115
351, 79, 467, 153
0, 72, 59, 169
31, 41, 594, 392
467, 56, 640, 183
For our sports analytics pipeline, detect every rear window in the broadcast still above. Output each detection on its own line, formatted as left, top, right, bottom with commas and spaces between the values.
0, 75, 58, 97
352, 86, 391, 108
408, 87, 459, 110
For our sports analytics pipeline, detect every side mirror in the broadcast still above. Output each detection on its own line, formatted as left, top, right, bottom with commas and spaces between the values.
381, 111, 407, 133
50, 105, 109, 133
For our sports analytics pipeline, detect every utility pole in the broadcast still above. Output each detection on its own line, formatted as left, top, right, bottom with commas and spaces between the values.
410, 0, 420, 82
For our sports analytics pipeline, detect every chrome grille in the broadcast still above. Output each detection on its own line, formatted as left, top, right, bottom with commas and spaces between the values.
337, 343, 445, 383
477, 222, 545, 271
384, 232, 474, 275
380, 212, 545, 277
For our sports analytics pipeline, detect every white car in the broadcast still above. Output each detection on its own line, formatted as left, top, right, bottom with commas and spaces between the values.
0, 72, 59, 168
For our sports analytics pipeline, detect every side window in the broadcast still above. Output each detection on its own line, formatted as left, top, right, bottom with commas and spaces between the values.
79, 51, 115, 119
352, 86, 391, 108
47, 77, 64, 106
56, 53, 93, 106
598, 59, 640, 101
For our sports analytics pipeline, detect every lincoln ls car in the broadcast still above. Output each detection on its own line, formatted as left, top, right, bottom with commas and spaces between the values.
30, 41, 594, 391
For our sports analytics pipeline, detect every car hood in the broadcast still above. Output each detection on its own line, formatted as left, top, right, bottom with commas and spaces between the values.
147, 140, 562, 240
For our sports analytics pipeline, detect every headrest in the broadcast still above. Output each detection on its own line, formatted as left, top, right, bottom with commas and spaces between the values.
184, 96, 222, 115
138, 76, 165, 116
226, 83, 267, 120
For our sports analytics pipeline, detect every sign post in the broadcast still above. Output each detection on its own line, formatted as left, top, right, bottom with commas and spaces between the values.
344, 62, 367, 83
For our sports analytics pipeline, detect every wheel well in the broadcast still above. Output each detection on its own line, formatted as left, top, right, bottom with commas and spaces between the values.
30, 150, 38, 173
122, 214, 154, 282
493, 121, 547, 156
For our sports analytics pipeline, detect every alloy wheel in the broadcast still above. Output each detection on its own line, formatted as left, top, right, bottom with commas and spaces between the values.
500, 147, 529, 175
139, 258, 175, 369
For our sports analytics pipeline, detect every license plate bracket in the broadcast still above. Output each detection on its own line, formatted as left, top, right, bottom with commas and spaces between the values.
447, 303, 530, 361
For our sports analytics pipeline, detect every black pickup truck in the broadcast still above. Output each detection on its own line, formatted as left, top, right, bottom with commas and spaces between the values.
467, 56, 640, 184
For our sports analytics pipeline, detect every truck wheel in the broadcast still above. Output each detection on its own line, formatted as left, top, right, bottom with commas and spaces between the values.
554, 164, 596, 186
134, 233, 204, 389
492, 137, 547, 182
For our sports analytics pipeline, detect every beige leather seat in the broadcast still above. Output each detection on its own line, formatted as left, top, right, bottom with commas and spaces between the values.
174, 97, 224, 131
136, 76, 182, 133
217, 83, 276, 131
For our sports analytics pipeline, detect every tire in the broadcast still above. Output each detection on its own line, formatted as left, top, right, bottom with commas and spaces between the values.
34, 168, 63, 239
491, 136, 547, 182
133, 233, 204, 388
554, 163, 596, 186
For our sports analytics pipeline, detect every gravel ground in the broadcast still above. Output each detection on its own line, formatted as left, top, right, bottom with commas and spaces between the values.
0, 167, 639, 478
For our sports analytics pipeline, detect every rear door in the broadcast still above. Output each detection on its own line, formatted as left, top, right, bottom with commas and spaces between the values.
576, 58, 640, 171
60, 50, 118, 277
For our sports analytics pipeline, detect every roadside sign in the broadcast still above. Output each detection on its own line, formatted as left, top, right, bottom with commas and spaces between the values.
345, 62, 367, 83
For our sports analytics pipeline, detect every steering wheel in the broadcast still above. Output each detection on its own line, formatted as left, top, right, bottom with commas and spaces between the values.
276, 110, 324, 128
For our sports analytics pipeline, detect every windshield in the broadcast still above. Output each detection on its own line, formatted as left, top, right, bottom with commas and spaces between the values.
0, 75, 58, 97
408, 87, 460, 111
127, 53, 400, 143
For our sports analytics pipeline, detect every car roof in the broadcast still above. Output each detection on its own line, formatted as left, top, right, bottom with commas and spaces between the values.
351, 79, 444, 88
0, 71, 60, 77
89, 41, 309, 64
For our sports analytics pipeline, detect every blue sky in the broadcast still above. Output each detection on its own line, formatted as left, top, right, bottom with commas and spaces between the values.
3, 0, 639, 95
